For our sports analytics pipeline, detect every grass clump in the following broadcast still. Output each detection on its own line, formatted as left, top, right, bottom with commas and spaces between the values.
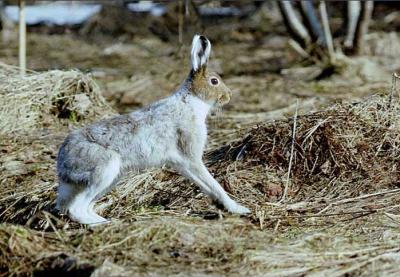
0, 63, 112, 136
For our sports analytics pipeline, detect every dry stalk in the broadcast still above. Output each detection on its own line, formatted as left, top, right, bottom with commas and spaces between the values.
279, 99, 299, 204
388, 72, 400, 109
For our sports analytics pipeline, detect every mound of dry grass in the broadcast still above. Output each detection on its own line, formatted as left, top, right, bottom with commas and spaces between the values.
0, 63, 112, 136
212, 94, 400, 200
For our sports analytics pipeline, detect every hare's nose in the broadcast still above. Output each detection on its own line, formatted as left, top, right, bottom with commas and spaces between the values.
228, 88, 232, 98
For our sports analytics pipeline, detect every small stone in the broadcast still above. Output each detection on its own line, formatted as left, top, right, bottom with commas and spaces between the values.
3, 160, 28, 176
73, 94, 92, 115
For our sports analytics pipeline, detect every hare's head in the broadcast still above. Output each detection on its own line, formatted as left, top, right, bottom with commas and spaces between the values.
187, 35, 232, 106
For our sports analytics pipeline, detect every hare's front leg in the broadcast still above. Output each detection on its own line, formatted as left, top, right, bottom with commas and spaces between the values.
178, 161, 250, 214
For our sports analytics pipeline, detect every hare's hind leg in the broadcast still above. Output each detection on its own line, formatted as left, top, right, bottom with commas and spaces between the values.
64, 155, 121, 225
57, 181, 99, 224
56, 180, 79, 213
67, 188, 106, 225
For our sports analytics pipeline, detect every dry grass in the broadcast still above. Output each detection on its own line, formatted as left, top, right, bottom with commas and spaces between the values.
0, 65, 400, 276
0, 63, 112, 136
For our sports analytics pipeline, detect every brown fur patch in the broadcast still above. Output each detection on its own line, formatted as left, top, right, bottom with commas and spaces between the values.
177, 128, 190, 156
190, 69, 232, 105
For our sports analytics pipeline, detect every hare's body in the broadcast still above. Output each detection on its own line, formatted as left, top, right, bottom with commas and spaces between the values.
56, 35, 250, 224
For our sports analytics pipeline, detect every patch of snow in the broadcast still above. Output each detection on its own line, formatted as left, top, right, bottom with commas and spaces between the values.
127, 1, 166, 17
4, 2, 101, 25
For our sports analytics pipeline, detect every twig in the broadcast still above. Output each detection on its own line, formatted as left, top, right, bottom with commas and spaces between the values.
384, 212, 400, 225
317, 188, 400, 215
273, 219, 281, 233
43, 211, 66, 244
270, 210, 377, 219
278, 1, 311, 47
388, 72, 400, 109
288, 39, 310, 59
301, 117, 331, 146
321, 188, 400, 210
178, 0, 184, 44
88, 230, 142, 253
279, 99, 299, 204
340, 210, 376, 222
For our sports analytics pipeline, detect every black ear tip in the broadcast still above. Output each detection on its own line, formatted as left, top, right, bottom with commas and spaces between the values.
199, 35, 209, 48
199, 35, 207, 42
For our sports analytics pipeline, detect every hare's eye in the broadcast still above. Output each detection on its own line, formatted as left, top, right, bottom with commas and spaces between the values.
211, 78, 219, 86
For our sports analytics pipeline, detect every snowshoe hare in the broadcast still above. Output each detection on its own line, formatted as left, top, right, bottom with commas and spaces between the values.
56, 34, 250, 225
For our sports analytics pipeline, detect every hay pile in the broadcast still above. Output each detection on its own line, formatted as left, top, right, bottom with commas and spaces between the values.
212, 94, 400, 200
0, 63, 112, 136
1, 66, 400, 275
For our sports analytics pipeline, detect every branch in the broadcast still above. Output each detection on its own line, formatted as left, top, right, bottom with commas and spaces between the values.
319, 1, 335, 60
344, 1, 361, 49
277, 0, 311, 47
353, 1, 374, 55
299, 1, 326, 47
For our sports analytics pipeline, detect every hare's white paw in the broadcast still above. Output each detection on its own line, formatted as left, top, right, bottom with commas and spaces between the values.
227, 202, 251, 215
86, 213, 110, 226
69, 208, 109, 225
77, 215, 109, 226
88, 218, 110, 227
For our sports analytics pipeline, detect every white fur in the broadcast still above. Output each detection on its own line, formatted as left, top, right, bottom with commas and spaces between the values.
191, 34, 211, 72
65, 156, 120, 225
187, 95, 211, 123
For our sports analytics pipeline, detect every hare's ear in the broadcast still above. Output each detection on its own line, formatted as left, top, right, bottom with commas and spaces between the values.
191, 34, 211, 72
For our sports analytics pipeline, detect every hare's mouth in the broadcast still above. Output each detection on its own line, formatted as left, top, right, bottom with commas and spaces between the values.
217, 95, 231, 106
